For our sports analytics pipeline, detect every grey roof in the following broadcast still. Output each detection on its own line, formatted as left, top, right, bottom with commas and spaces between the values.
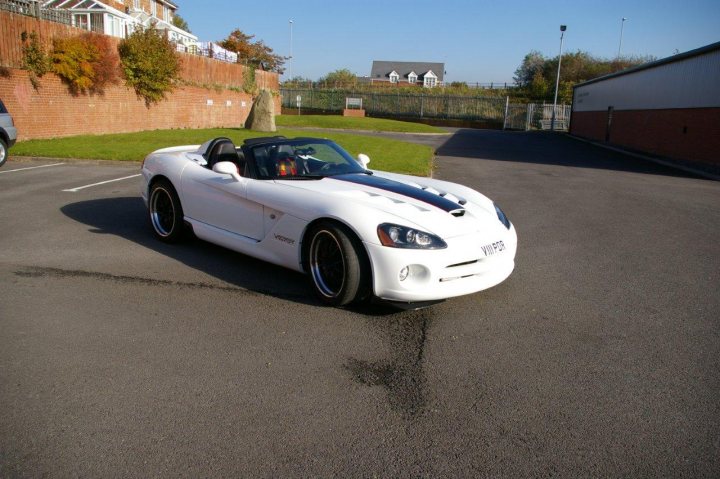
370, 61, 445, 81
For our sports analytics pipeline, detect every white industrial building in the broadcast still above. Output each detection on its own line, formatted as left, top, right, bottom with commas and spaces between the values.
570, 41, 720, 168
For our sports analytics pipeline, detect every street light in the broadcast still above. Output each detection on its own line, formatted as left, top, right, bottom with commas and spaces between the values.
551, 24, 566, 132
288, 19, 293, 80
617, 17, 627, 58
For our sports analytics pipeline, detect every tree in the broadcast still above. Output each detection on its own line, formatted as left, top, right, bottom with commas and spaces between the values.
171, 13, 191, 33
282, 75, 313, 87
218, 29, 286, 73
514, 49, 655, 102
318, 69, 357, 88
119, 26, 180, 105
513, 50, 545, 87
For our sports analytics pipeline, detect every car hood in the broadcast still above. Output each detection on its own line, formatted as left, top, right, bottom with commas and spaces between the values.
275, 173, 501, 238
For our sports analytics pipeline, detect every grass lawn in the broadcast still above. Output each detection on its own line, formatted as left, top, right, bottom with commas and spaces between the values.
12, 128, 434, 176
275, 114, 447, 134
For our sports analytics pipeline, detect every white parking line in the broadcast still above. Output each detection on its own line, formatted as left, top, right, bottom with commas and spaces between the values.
63, 174, 142, 192
0, 163, 65, 174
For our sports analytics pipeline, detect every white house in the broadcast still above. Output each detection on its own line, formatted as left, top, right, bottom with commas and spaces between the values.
370, 61, 445, 88
42, 0, 197, 49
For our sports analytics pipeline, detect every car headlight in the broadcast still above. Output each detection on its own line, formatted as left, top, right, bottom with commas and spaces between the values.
495, 203, 511, 229
377, 223, 447, 249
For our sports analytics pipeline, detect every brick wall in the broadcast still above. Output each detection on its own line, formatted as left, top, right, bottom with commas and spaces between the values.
570, 108, 720, 166
0, 10, 281, 140
1, 69, 259, 140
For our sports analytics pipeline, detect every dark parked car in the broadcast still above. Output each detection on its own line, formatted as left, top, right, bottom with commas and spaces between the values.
0, 99, 18, 167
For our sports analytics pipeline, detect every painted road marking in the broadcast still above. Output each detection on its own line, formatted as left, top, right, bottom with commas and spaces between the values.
0, 163, 65, 174
63, 174, 142, 192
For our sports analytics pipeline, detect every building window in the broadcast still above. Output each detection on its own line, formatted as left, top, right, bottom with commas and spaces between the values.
163, 5, 170, 22
133, 0, 140, 9
389, 71, 399, 83
408, 72, 417, 84
423, 71, 437, 88
151, 1, 157, 17
74, 13, 89, 30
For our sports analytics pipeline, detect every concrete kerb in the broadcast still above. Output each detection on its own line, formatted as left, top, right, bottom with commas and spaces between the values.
283, 126, 452, 136
7, 156, 142, 167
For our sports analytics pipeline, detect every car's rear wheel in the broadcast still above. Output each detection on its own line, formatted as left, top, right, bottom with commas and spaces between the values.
0, 139, 7, 167
307, 222, 370, 306
149, 179, 184, 243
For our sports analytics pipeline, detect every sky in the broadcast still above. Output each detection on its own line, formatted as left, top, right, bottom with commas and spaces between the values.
177, 0, 720, 84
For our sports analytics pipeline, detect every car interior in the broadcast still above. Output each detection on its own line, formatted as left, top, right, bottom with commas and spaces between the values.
204, 137, 246, 176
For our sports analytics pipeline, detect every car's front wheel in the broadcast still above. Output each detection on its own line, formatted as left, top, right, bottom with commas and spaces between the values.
148, 179, 184, 243
0, 138, 7, 167
307, 222, 370, 306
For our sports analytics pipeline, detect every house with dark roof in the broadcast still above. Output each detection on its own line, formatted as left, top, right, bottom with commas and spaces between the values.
370, 61, 444, 88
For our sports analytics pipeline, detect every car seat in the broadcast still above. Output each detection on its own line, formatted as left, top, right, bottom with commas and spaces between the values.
206, 138, 242, 173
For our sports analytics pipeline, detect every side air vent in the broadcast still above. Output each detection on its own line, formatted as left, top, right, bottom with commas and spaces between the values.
450, 209, 465, 217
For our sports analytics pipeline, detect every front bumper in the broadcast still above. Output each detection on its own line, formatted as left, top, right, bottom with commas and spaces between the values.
1, 126, 16, 147
366, 225, 517, 302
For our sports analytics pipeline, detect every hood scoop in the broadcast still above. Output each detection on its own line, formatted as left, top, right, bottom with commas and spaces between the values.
333, 174, 466, 215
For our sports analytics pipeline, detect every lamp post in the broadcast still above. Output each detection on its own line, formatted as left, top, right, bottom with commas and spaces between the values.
617, 17, 627, 58
288, 19, 293, 81
551, 24, 566, 132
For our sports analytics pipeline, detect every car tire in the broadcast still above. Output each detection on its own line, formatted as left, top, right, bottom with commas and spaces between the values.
149, 179, 184, 243
307, 222, 370, 306
0, 138, 7, 168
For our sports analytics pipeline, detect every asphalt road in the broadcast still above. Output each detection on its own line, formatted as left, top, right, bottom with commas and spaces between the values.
1, 131, 719, 477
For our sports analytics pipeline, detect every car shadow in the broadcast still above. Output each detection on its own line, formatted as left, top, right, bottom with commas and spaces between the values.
61, 196, 436, 418
61, 196, 329, 307
60, 196, 429, 314
435, 129, 706, 179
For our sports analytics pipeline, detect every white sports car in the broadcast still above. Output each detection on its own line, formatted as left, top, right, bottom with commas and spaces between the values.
141, 136, 517, 307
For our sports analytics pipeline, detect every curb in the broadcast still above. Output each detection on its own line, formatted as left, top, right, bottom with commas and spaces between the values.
279, 126, 452, 136
8, 156, 142, 167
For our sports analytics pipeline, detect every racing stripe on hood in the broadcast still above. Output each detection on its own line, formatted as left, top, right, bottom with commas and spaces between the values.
332, 174, 464, 213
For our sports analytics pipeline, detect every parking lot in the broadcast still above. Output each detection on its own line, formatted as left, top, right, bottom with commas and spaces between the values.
1, 130, 719, 476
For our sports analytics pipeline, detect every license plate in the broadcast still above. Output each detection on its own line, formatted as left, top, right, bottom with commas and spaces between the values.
481, 240, 506, 257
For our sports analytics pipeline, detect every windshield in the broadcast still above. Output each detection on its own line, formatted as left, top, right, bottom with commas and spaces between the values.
250, 139, 367, 180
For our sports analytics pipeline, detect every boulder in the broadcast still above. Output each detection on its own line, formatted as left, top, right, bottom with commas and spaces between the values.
247, 89, 276, 132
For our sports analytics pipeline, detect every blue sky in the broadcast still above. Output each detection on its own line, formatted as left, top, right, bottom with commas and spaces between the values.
177, 0, 720, 83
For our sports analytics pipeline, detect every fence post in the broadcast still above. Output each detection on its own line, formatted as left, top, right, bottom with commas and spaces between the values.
503, 96, 509, 130
525, 104, 533, 131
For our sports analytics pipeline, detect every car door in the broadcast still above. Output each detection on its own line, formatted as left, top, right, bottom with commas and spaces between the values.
180, 161, 265, 241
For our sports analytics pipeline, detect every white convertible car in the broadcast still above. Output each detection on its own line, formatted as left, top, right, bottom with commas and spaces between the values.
141, 136, 517, 307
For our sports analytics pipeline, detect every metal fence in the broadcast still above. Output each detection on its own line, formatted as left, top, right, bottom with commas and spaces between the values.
504, 103, 572, 130
282, 88, 571, 130
282, 88, 509, 122
0, 0, 71, 25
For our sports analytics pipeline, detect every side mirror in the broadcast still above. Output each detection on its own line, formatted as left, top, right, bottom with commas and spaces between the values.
186, 153, 207, 166
213, 161, 241, 181
357, 153, 370, 168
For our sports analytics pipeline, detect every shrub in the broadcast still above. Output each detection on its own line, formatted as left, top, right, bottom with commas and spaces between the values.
21, 31, 50, 88
118, 27, 180, 105
243, 66, 258, 96
51, 33, 119, 94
